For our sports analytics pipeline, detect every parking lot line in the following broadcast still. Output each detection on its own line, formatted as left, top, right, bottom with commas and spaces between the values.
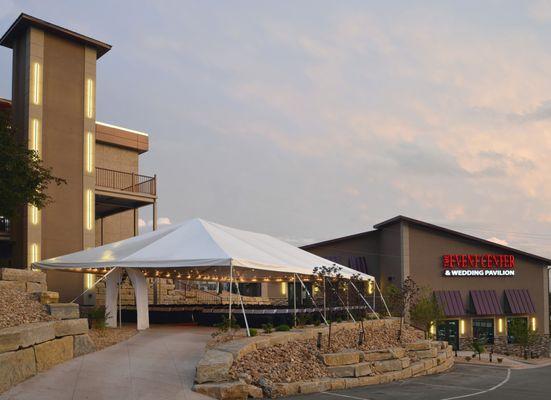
410, 381, 485, 391
322, 391, 371, 400
439, 368, 511, 400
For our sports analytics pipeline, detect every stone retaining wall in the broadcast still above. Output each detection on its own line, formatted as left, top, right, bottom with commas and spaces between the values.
193, 320, 454, 399
460, 336, 550, 358
0, 318, 95, 393
0, 268, 47, 293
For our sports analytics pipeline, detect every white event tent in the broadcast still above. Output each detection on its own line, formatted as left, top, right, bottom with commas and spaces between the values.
34, 218, 375, 332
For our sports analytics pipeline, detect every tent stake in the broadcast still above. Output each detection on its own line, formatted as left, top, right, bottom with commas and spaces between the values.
234, 278, 251, 337
349, 280, 379, 319
296, 274, 328, 326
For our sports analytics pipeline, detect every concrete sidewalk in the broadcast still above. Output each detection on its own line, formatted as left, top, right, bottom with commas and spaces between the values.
0, 325, 215, 400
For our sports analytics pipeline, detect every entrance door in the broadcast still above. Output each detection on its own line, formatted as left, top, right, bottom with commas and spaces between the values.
437, 320, 459, 350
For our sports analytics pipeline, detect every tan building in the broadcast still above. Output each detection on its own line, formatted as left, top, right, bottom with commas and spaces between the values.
303, 216, 550, 352
0, 14, 157, 302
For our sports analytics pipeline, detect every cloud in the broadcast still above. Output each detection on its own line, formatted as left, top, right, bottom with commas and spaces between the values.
138, 218, 147, 228
157, 217, 172, 226
487, 237, 509, 246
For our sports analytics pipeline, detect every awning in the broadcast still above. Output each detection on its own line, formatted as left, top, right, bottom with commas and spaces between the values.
504, 289, 536, 315
434, 290, 465, 317
470, 290, 503, 316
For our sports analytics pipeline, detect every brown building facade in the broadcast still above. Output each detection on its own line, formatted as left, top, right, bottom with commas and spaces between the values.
303, 216, 550, 351
0, 14, 157, 302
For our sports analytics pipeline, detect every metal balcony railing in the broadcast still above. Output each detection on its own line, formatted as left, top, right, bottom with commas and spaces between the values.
95, 167, 156, 196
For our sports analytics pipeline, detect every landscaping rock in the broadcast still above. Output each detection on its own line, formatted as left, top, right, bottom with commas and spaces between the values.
354, 362, 372, 377
0, 329, 21, 353
0, 348, 36, 393
217, 339, 256, 359
330, 378, 346, 390
299, 379, 331, 394
357, 375, 382, 386
0, 280, 26, 291
25, 281, 46, 293
247, 384, 263, 398
372, 358, 406, 373
363, 349, 394, 361
53, 318, 88, 337
34, 336, 74, 372
74, 334, 96, 357
193, 381, 249, 400
0, 268, 46, 283
327, 364, 356, 377
322, 350, 362, 366
196, 349, 234, 383
405, 340, 431, 351
0, 321, 55, 348
35, 291, 60, 304
271, 382, 300, 396
409, 347, 437, 359
48, 303, 79, 320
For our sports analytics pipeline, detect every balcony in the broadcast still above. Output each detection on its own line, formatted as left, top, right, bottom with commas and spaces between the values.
95, 167, 157, 218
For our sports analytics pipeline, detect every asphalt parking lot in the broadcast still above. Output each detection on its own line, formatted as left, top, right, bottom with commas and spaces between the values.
289, 363, 551, 400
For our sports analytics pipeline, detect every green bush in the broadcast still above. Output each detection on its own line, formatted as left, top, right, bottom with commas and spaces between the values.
261, 323, 273, 334
214, 315, 239, 332
275, 324, 290, 332
88, 306, 109, 330
249, 328, 258, 337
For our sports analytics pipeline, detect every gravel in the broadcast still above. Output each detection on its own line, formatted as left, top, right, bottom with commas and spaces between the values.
0, 288, 57, 329
230, 322, 424, 385
89, 326, 138, 350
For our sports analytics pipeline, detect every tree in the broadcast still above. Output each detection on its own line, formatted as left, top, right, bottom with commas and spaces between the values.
0, 109, 65, 218
508, 318, 539, 359
385, 276, 420, 341
410, 288, 444, 339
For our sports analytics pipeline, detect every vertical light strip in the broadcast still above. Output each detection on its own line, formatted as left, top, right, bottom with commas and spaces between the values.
531, 317, 537, 331
497, 318, 503, 334
86, 132, 93, 173
31, 118, 40, 154
30, 243, 39, 264
32, 62, 41, 105
86, 189, 93, 230
30, 205, 39, 225
460, 319, 465, 335
86, 78, 94, 119
84, 273, 95, 289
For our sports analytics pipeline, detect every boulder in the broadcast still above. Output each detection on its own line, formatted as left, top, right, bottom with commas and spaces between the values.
327, 364, 356, 378
299, 379, 331, 394
372, 358, 406, 373
25, 281, 46, 293
193, 381, 249, 400
48, 303, 80, 320
354, 362, 372, 377
405, 340, 432, 351
0, 321, 55, 349
330, 378, 346, 390
74, 334, 96, 357
0, 329, 21, 354
53, 319, 88, 337
34, 336, 74, 372
322, 350, 362, 366
0, 280, 26, 291
216, 339, 256, 359
272, 382, 300, 396
357, 375, 382, 386
363, 349, 394, 361
35, 291, 59, 304
195, 349, 234, 383
247, 385, 263, 399
0, 268, 46, 283
0, 348, 36, 393
409, 347, 437, 359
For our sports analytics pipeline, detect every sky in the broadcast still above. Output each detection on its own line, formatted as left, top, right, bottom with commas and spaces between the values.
2, 1, 551, 256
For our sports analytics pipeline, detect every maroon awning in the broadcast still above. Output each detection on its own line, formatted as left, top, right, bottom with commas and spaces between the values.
434, 290, 465, 317
470, 290, 503, 316
504, 289, 536, 315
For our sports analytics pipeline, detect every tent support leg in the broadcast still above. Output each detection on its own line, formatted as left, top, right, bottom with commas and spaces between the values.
127, 268, 150, 330
323, 277, 327, 321
375, 281, 392, 317
350, 280, 379, 319
229, 264, 233, 330
293, 274, 297, 327
235, 280, 250, 337
296, 275, 328, 326
105, 268, 123, 328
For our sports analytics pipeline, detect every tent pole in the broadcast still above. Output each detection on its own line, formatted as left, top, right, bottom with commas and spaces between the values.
323, 276, 327, 321
293, 274, 297, 327
296, 274, 328, 326
349, 280, 379, 319
234, 279, 250, 337
118, 278, 122, 329
229, 263, 233, 330
375, 281, 392, 317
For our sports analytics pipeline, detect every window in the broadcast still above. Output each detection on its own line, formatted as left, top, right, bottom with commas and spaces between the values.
472, 318, 494, 344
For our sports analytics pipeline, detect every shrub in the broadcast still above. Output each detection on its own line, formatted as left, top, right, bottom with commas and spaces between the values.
261, 323, 273, 334
249, 328, 258, 337
465, 356, 471, 362
214, 315, 239, 332
88, 306, 109, 330
497, 357, 503, 363
275, 324, 290, 332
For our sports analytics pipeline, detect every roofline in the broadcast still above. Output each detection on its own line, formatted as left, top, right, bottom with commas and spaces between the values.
301, 229, 377, 250
303, 215, 551, 265
0, 13, 111, 58
96, 121, 148, 137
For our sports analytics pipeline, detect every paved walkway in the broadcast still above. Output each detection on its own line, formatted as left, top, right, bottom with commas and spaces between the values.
0, 325, 215, 400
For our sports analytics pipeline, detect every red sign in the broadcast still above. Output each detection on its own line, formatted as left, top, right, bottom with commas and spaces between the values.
442, 254, 515, 277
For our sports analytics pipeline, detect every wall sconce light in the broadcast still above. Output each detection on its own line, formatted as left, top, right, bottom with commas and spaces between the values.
460, 319, 465, 335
